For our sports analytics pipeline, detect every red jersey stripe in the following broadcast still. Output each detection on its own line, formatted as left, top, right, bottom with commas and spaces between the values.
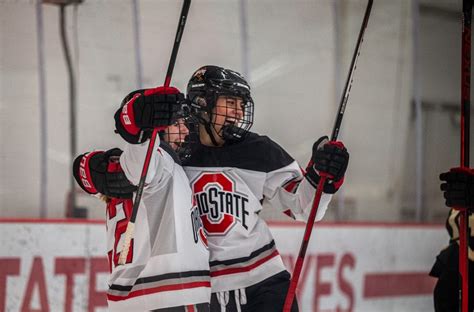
107, 281, 211, 301
210, 250, 279, 277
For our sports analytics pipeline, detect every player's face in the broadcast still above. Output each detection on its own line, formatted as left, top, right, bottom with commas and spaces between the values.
164, 118, 189, 151
211, 95, 244, 135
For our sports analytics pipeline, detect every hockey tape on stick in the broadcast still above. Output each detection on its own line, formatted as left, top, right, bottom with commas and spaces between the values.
118, 222, 135, 265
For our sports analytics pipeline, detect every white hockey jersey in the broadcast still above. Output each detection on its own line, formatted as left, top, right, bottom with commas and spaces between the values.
105, 139, 211, 311
183, 132, 332, 292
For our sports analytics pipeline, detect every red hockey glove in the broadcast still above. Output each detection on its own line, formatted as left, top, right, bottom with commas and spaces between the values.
115, 86, 184, 144
305, 136, 349, 194
73, 148, 137, 199
440, 167, 474, 211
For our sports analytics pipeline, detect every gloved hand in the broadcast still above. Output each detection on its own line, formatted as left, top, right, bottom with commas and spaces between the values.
73, 148, 137, 199
305, 136, 349, 194
440, 167, 474, 211
115, 86, 184, 144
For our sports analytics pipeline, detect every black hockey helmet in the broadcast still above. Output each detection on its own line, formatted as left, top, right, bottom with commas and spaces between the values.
186, 65, 254, 144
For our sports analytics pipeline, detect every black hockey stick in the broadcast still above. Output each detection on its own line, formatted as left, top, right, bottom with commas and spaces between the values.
118, 0, 192, 265
458, 1, 471, 311
283, 0, 373, 310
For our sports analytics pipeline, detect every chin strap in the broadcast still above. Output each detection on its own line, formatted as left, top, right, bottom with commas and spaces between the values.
201, 107, 225, 146
203, 120, 220, 146
193, 100, 221, 146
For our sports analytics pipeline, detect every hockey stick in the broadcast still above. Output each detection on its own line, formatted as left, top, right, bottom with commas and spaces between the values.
118, 0, 191, 265
283, 0, 373, 310
458, 1, 471, 311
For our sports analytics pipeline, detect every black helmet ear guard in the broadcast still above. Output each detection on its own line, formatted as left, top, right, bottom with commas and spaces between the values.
186, 65, 254, 144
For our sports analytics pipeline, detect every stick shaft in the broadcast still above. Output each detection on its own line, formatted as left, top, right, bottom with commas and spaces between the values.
118, 0, 191, 265
283, 176, 327, 311
165, 0, 191, 88
459, 0, 471, 310
331, 0, 373, 141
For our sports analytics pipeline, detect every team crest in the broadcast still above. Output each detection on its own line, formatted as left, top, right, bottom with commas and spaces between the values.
192, 172, 250, 236
193, 68, 207, 81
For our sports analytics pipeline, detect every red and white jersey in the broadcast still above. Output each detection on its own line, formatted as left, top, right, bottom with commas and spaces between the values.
183, 133, 332, 292
105, 139, 210, 311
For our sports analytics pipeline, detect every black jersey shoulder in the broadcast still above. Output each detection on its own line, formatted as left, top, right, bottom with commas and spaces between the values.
185, 132, 294, 172
159, 140, 181, 165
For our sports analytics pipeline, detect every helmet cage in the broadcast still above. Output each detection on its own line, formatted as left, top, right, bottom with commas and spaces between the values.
211, 94, 254, 141
161, 113, 197, 162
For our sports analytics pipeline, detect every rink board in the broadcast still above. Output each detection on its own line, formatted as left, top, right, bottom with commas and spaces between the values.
0, 220, 447, 312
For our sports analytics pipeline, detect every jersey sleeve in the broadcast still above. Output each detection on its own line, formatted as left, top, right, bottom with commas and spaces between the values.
119, 136, 166, 187
261, 137, 332, 222
445, 208, 474, 261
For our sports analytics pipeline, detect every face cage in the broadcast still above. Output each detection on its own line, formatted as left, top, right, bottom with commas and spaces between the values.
187, 93, 253, 143
211, 95, 254, 142
162, 117, 197, 161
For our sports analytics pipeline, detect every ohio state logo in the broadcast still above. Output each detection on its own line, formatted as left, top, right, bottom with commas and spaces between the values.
193, 172, 249, 235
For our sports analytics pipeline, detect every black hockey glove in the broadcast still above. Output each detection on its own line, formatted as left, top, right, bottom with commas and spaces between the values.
305, 136, 349, 194
440, 167, 474, 211
73, 148, 137, 199
115, 86, 184, 144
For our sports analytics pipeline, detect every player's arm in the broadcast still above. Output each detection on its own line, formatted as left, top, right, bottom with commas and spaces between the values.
264, 136, 349, 222
114, 86, 184, 184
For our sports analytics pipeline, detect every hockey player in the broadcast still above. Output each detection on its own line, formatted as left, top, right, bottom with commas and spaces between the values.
184, 65, 350, 311
73, 86, 211, 311
430, 167, 474, 312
